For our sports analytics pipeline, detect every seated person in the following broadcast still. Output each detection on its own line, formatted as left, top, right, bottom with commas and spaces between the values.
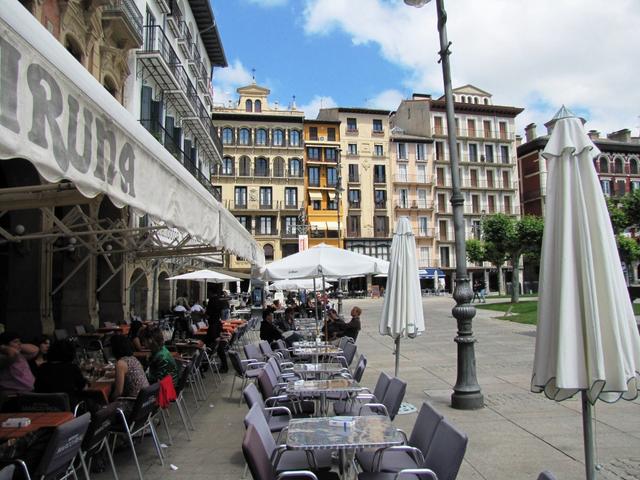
29, 335, 50, 376
110, 335, 149, 401
0, 332, 38, 394
128, 320, 146, 352
146, 327, 179, 386
342, 306, 362, 341
260, 311, 283, 344
204, 300, 229, 373
322, 309, 346, 342
276, 308, 303, 347
34, 339, 87, 408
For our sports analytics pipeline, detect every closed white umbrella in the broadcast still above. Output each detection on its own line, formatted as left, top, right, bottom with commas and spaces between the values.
380, 217, 425, 376
166, 269, 241, 283
531, 107, 640, 480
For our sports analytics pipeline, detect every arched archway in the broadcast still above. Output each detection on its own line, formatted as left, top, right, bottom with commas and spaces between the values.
97, 196, 124, 325
65, 34, 84, 64
129, 268, 148, 320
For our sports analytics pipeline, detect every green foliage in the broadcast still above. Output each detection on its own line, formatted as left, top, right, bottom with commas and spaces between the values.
607, 198, 629, 234
616, 234, 640, 265
622, 189, 640, 227
466, 239, 485, 263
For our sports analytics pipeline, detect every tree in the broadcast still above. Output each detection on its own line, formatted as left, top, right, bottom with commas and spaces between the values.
466, 239, 485, 264
481, 214, 514, 297
607, 198, 628, 234
616, 234, 640, 285
622, 189, 640, 227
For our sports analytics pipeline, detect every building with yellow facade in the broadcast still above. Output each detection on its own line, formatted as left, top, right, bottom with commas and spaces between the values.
212, 83, 305, 273
303, 119, 342, 248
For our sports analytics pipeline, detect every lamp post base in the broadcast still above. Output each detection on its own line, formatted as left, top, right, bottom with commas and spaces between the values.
451, 390, 484, 410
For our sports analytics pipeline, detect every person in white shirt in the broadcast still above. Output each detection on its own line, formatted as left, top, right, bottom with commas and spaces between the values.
190, 302, 204, 313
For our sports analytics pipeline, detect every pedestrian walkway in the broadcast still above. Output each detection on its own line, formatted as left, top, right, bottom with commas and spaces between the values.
96, 297, 640, 480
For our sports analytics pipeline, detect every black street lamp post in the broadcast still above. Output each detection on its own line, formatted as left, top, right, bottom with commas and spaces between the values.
405, 0, 483, 409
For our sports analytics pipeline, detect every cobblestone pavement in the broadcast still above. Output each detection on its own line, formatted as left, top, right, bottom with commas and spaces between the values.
96, 296, 640, 480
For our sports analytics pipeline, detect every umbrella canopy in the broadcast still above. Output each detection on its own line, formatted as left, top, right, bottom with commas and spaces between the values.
379, 217, 425, 376
268, 278, 332, 291
166, 269, 241, 283
261, 243, 389, 280
531, 107, 640, 479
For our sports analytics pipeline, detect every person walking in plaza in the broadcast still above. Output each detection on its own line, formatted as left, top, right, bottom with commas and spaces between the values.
472, 280, 481, 303
478, 279, 487, 303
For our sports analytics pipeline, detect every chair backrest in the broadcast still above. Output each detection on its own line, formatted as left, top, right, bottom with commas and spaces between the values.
258, 340, 274, 357
382, 377, 407, 420
242, 424, 276, 480
274, 339, 287, 352
338, 336, 352, 350
243, 383, 265, 413
75, 325, 86, 335
243, 404, 276, 455
1, 393, 71, 413
423, 418, 468, 480
537, 472, 557, 480
84, 323, 96, 333
175, 361, 193, 394
128, 383, 160, 425
54, 329, 69, 341
228, 350, 245, 376
82, 403, 119, 455
352, 354, 368, 382
372, 372, 393, 402
34, 412, 91, 478
256, 369, 276, 399
343, 341, 357, 366
244, 343, 264, 362
0, 465, 14, 480
409, 402, 444, 456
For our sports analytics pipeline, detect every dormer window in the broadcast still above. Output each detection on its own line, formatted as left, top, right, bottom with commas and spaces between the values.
245, 99, 253, 112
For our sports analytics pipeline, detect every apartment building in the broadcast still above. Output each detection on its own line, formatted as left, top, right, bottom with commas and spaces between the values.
431, 85, 523, 290
304, 120, 343, 248
212, 82, 305, 272
317, 108, 393, 263
389, 95, 436, 272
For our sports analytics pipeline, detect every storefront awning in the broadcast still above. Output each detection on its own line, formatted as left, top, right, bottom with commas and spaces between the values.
327, 191, 337, 201
0, 3, 264, 267
308, 191, 323, 201
325, 221, 339, 230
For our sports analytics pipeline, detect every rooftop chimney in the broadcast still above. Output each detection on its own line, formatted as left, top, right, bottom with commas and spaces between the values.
524, 123, 537, 142
607, 129, 631, 143
587, 130, 600, 140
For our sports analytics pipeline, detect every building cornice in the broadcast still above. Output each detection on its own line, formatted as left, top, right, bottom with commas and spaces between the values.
430, 100, 523, 117
211, 112, 304, 124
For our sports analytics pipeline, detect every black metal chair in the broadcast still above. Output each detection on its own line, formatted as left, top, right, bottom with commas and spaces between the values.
229, 350, 264, 403
537, 472, 557, 480
78, 404, 119, 480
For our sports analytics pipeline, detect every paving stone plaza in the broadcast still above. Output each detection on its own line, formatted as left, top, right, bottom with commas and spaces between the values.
95, 297, 640, 480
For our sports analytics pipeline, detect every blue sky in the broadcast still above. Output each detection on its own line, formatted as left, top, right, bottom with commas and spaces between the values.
211, 0, 640, 136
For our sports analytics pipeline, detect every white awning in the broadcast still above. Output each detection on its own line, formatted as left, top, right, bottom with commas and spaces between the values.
310, 221, 327, 229
0, 3, 264, 267
308, 191, 323, 201
325, 221, 339, 230
327, 191, 337, 201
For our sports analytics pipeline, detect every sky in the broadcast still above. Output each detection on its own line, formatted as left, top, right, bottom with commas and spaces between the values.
211, 0, 640, 138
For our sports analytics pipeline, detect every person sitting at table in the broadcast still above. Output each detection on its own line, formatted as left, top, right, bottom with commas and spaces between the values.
322, 309, 346, 342
28, 334, 50, 376
110, 335, 149, 402
190, 301, 205, 313
34, 339, 87, 407
0, 332, 38, 394
342, 306, 362, 341
175, 292, 190, 310
276, 308, 303, 347
260, 310, 283, 345
146, 327, 179, 386
128, 320, 146, 352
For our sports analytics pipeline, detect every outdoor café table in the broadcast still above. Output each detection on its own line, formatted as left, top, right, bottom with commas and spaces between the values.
0, 412, 74, 441
286, 415, 403, 479
234, 308, 252, 320
292, 362, 349, 380
292, 344, 343, 364
286, 378, 362, 416
96, 326, 124, 334
88, 378, 114, 404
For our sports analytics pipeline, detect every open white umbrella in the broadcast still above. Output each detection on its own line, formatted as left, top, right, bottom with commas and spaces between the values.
531, 107, 640, 480
379, 217, 425, 376
268, 278, 331, 291
166, 269, 241, 283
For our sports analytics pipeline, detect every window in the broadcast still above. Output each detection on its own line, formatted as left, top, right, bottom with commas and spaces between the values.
347, 118, 357, 132
485, 144, 494, 163
487, 170, 494, 188
436, 168, 445, 187
434, 116, 444, 135
273, 129, 284, 146
239, 156, 251, 176
417, 189, 427, 208
435, 141, 445, 161
418, 217, 429, 236
245, 99, 253, 112
212, 186, 221, 200
500, 145, 510, 164
312, 200, 321, 210
290, 130, 301, 146
499, 121, 508, 140
348, 144, 358, 155
236, 216, 250, 231
263, 243, 274, 260
600, 180, 611, 196
630, 158, 639, 175
234, 187, 247, 207
259, 187, 272, 207
614, 157, 624, 174
285, 187, 298, 207
440, 246, 450, 267
599, 157, 609, 173
327, 197, 337, 210
504, 195, 512, 214
470, 169, 478, 187
467, 119, 476, 137
327, 128, 336, 141
616, 179, 626, 196
398, 164, 408, 182
327, 167, 338, 187
348, 189, 361, 208
273, 157, 285, 177
469, 144, 478, 162
239, 128, 250, 145
309, 127, 318, 140
417, 165, 427, 183
325, 148, 337, 161
416, 143, 426, 161
374, 190, 387, 209
632, 181, 640, 191
502, 171, 510, 188
488, 195, 496, 213
374, 216, 389, 237
437, 193, 447, 212
373, 119, 383, 132
222, 128, 233, 145
255, 157, 269, 176
284, 217, 297, 236
307, 147, 320, 160
289, 158, 302, 177
222, 157, 234, 175
348, 164, 359, 182
255, 99, 262, 112
374, 165, 386, 183
348, 216, 360, 236
419, 246, 430, 265
308, 167, 320, 186
255, 128, 268, 146
399, 188, 409, 208
396, 143, 406, 159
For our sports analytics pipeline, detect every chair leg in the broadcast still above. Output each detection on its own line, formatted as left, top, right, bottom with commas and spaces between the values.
189, 377, 200, 408
174, 398, 192, 440
122, 423, 145, 480
229, 374, 237, 399
16, 460, 33, 480
79, 451, 91, 480
147, 415, 165, 467
102, 437, 120, 480
160, 408, 173, 445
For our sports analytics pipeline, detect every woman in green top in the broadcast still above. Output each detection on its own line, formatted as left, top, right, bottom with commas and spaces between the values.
146, 327, 179, 386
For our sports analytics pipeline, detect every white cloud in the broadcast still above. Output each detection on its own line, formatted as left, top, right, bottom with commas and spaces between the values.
211, 59, 253, 107
303, 0, 640, 136
366, 89, 405, 111
298, 95, 338, 118
245, 0, 288, 7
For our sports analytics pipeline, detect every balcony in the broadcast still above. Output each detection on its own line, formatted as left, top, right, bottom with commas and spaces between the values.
233, 203, 248, 210
282, 226, 300, 238
396, 201, 432, 210
416, 228, 435, 238
345, 128, 359, 136
348, 202, 361, 209
139, 26, 181, 92
176, 21, 193, 58
102, 0, 143, 49
187, 46, 202, 78
432, 127, 515, 140
373, 176, 387, 184
347, 229, 361, 238
256, 229, 279, 237
348, 175, 360, 184
374, 202, 387, 210
393, 174, 432, 184
374, 229, 389, 238
167, 0, 183, 37
372, 128, 385, 136
196, 61, 210, 93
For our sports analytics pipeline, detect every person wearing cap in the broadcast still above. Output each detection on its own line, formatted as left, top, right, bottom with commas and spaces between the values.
0, 332, 39, 394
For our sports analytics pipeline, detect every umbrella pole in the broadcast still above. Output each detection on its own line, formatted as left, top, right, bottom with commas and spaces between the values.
394, 336, 400, 377
322, 273, 328, 342
581, 391, 596, 480
313, 278, 319, 338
